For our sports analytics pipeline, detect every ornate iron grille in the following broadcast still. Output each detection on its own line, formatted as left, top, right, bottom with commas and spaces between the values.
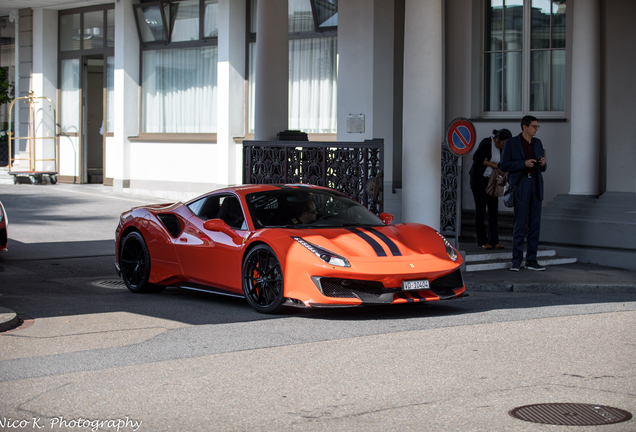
243, 140, 384, 214
441, 144, 459, 235
0, 140, 8, 166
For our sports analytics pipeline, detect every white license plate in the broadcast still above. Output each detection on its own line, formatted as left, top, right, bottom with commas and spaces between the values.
402, 279, 430, 291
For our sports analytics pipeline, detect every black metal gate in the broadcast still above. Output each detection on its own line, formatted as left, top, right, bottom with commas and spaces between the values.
440, 144, 459, 236
243, 139, 384, 214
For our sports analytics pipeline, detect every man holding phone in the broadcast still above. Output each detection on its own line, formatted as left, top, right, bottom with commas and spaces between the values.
499, 115, 547, 272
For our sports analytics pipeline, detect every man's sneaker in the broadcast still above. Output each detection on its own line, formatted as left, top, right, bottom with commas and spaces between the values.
510, 263, 521, 272
526, 261, 546, 271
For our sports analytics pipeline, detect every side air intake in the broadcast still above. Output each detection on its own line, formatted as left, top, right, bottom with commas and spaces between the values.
157, 214, 182, 238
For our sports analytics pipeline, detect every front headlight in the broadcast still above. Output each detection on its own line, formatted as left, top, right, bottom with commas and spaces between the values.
435, 231, 459, 262
292, 236, 350, 267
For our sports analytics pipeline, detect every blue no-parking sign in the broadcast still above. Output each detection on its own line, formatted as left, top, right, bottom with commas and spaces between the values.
445, 118, 476, 156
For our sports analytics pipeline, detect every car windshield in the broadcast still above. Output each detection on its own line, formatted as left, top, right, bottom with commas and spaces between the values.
245, 188, 384, 229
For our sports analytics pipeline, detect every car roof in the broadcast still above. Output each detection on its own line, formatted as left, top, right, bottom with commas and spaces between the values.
186, 184, 338, 204
208, 184, 332, 195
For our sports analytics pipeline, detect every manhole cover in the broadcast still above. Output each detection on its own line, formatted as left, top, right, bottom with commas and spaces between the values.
510, 403, 632, 426
91, 280, 127, 289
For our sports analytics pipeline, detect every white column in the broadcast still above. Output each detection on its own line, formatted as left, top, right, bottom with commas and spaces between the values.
337, 0, 394, 180
337, 1, 374, 142
569, 0, 600, 196
11, 10, 20, 153
217, 0, 246, 186
113, 0, 140, 192
402, 0, 443, 228
254, 0, 288, 140
31, 9, 58, 172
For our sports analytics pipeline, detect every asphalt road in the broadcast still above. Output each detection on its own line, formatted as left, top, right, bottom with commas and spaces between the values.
1, 184, 635, 431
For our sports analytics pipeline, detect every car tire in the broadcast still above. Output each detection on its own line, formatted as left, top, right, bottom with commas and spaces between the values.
120, 231, 165, 293
242, 244, 285, 314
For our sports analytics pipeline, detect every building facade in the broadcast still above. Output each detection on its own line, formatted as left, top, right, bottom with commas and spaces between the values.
1, 0, 634, 269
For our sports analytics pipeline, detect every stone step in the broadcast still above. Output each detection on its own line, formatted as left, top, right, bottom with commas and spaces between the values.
465, 249, 556, 263
466, 256, 578, 272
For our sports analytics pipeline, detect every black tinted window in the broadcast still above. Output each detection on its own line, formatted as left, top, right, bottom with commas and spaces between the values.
246, 189, 382, 229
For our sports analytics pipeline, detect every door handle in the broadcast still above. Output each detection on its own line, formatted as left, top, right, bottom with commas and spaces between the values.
179, 238, 187, 243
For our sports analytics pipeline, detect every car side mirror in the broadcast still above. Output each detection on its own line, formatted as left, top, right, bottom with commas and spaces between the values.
203, 218, 242, 241
380, 213, 395, 226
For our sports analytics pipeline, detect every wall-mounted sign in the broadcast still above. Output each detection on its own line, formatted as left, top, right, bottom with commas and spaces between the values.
347, 114, 365, 133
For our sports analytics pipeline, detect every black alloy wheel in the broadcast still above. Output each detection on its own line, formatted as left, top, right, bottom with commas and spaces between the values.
242, 244, 285, 313
120, 231, 165, 293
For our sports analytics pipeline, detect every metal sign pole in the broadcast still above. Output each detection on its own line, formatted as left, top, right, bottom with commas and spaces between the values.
456, 156, 462, 249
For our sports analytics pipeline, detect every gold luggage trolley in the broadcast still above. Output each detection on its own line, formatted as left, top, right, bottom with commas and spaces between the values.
6, 91, 58, 185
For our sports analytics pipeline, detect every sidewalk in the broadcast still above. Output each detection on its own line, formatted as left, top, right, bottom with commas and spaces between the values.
464, 261, 636, 294
458, 240, 636, 293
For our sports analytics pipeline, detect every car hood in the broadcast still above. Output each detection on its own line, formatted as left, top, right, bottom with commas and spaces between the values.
277, 223, 451, 261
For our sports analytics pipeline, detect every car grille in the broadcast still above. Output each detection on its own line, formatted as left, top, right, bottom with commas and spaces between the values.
320, 278, 385, 299
429, 269, 463, 297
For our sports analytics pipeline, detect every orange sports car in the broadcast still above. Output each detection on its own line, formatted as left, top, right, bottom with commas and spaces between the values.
115, 184, 465, 313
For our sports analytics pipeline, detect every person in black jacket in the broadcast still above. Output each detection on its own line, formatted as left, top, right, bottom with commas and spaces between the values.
469, 128, 512, 249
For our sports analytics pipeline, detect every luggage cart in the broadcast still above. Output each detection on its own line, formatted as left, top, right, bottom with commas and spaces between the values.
5, 91, 58, 185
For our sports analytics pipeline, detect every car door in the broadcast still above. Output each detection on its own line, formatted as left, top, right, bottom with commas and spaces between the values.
175, 194, 247, 292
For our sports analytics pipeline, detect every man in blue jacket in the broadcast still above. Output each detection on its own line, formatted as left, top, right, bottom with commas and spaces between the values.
499, 115, 547, 271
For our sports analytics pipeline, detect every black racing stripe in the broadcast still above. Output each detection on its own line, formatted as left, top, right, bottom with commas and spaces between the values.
346, 227, 387, 257
366, 227, 402, 256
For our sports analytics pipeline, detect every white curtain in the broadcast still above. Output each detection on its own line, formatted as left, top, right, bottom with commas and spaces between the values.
551, 49, 565, 111
485, 53, 502, 111
288, 36, 338, 133
60, 59, 80, 133
142, 46, 218, 133
504, 51, 522, 111
106, 56, 114, 133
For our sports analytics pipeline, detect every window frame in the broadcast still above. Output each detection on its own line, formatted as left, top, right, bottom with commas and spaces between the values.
481, 0, 566, 119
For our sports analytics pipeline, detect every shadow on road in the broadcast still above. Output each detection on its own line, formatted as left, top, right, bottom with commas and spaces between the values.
2, 250, 635, 329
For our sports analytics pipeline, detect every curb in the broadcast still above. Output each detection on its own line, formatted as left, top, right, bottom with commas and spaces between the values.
466, 282, 636, 294
0, 307, 19, 332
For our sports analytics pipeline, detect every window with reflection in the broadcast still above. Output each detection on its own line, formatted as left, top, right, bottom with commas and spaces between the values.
483, 0, 565, 114
107, 9, 115, 48
60, 14, 81, 51
59, 9, 112, 52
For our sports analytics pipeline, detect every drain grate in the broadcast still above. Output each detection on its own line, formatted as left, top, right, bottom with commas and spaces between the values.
91, 279, 127, 289
510, 403, 632, 426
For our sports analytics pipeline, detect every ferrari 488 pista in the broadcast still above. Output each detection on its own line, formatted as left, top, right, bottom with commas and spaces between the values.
115, 184, 465, 313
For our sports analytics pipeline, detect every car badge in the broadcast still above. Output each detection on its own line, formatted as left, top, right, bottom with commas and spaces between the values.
409, 263, 415, 268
